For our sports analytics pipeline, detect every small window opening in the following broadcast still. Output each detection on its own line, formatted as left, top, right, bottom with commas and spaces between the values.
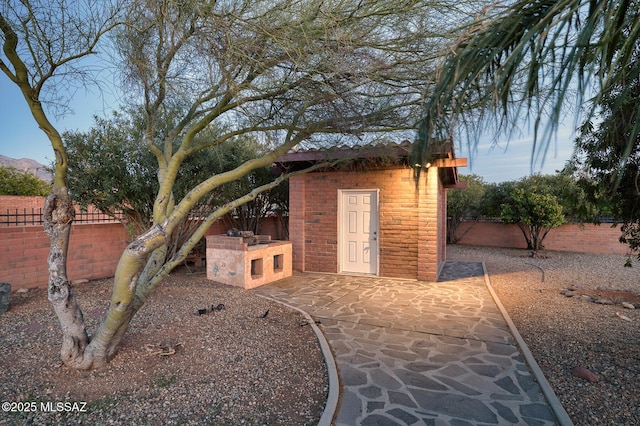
251, 258, 263, 278
273, 254, 283, 272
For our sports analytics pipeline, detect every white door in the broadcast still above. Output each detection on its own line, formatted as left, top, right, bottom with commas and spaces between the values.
340, 190, 379, 274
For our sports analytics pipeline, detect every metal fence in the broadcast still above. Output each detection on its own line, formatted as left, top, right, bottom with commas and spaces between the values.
0, 208, 122, 226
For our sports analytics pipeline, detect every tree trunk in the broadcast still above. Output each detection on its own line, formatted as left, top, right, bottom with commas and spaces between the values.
82, 224, 169, 368
46, 214, 168, 370
516, 223, 534, 250
447, 217, 459, 244
529, 225, 549, 257
44, 194, 92, 367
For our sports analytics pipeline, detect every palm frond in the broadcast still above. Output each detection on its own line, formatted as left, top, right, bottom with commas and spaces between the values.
413, 0, 640, 176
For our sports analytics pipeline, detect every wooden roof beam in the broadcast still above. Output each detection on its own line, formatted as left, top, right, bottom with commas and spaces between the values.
427, 158, 468, 168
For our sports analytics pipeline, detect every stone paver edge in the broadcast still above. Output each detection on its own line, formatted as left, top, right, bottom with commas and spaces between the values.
255, 294, 340, 426
480, 262, 575, 426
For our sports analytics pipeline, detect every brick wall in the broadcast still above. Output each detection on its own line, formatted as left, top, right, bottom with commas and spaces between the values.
0, 223, 129, 290
455, 220, 629, 254
0, 195, 46, 211
437, 171, 448, 277
289, 176, 306, 272
378, 168, 419, 278
302, 173, 338, 273
289, 165, 447, 280
1, 196, 285, 291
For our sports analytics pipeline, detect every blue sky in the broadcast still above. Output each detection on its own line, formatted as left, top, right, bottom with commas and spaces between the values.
0, 76, 576, 183
0, 76, 119, 167
459, 126, 577, 183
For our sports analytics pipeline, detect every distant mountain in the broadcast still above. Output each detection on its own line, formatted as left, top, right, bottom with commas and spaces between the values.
0, 155, 53, 182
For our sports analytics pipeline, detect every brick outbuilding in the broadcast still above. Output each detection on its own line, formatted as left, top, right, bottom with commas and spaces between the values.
276, 141, 466, 281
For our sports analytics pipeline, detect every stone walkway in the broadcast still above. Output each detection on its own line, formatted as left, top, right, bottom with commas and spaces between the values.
254, 261, 571, 425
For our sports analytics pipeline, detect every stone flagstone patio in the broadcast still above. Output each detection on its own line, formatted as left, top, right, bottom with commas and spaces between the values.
254, 261, 570, 425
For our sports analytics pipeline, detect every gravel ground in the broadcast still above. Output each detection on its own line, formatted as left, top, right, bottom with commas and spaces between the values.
2, 248, 639, 425
448, 245, 640, 426
0, 269, 328, 426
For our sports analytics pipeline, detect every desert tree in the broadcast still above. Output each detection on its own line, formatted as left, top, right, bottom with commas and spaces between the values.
500, 175, 566, 254
446, 173, 486, 243
480, 180, 516, 217
571, 46, 640, 259
0, 0, 125, 369
63, 110, 278, 244
2, 0, 475, 369
481, 173, 597, 253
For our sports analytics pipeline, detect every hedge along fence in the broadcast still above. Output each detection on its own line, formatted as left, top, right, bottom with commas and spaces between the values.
0, 196, 287, 291
454, 219, 629, 255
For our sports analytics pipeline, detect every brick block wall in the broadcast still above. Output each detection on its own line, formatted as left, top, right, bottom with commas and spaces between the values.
417, 167, 442, 281
289, 176, 306, 271
455, 221, 628, 254
1, 211, 285, 291
0, 223, 128, 290
289, 166, 447, 280
257, 215, 287, 241
439, 177, 447, 273
543, 223, 627, 254
0, 195, 46, 211
0, 226, 49, 289
303, 173, 338, 273
67, 224, 129, 283
379, 169, 421, 278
